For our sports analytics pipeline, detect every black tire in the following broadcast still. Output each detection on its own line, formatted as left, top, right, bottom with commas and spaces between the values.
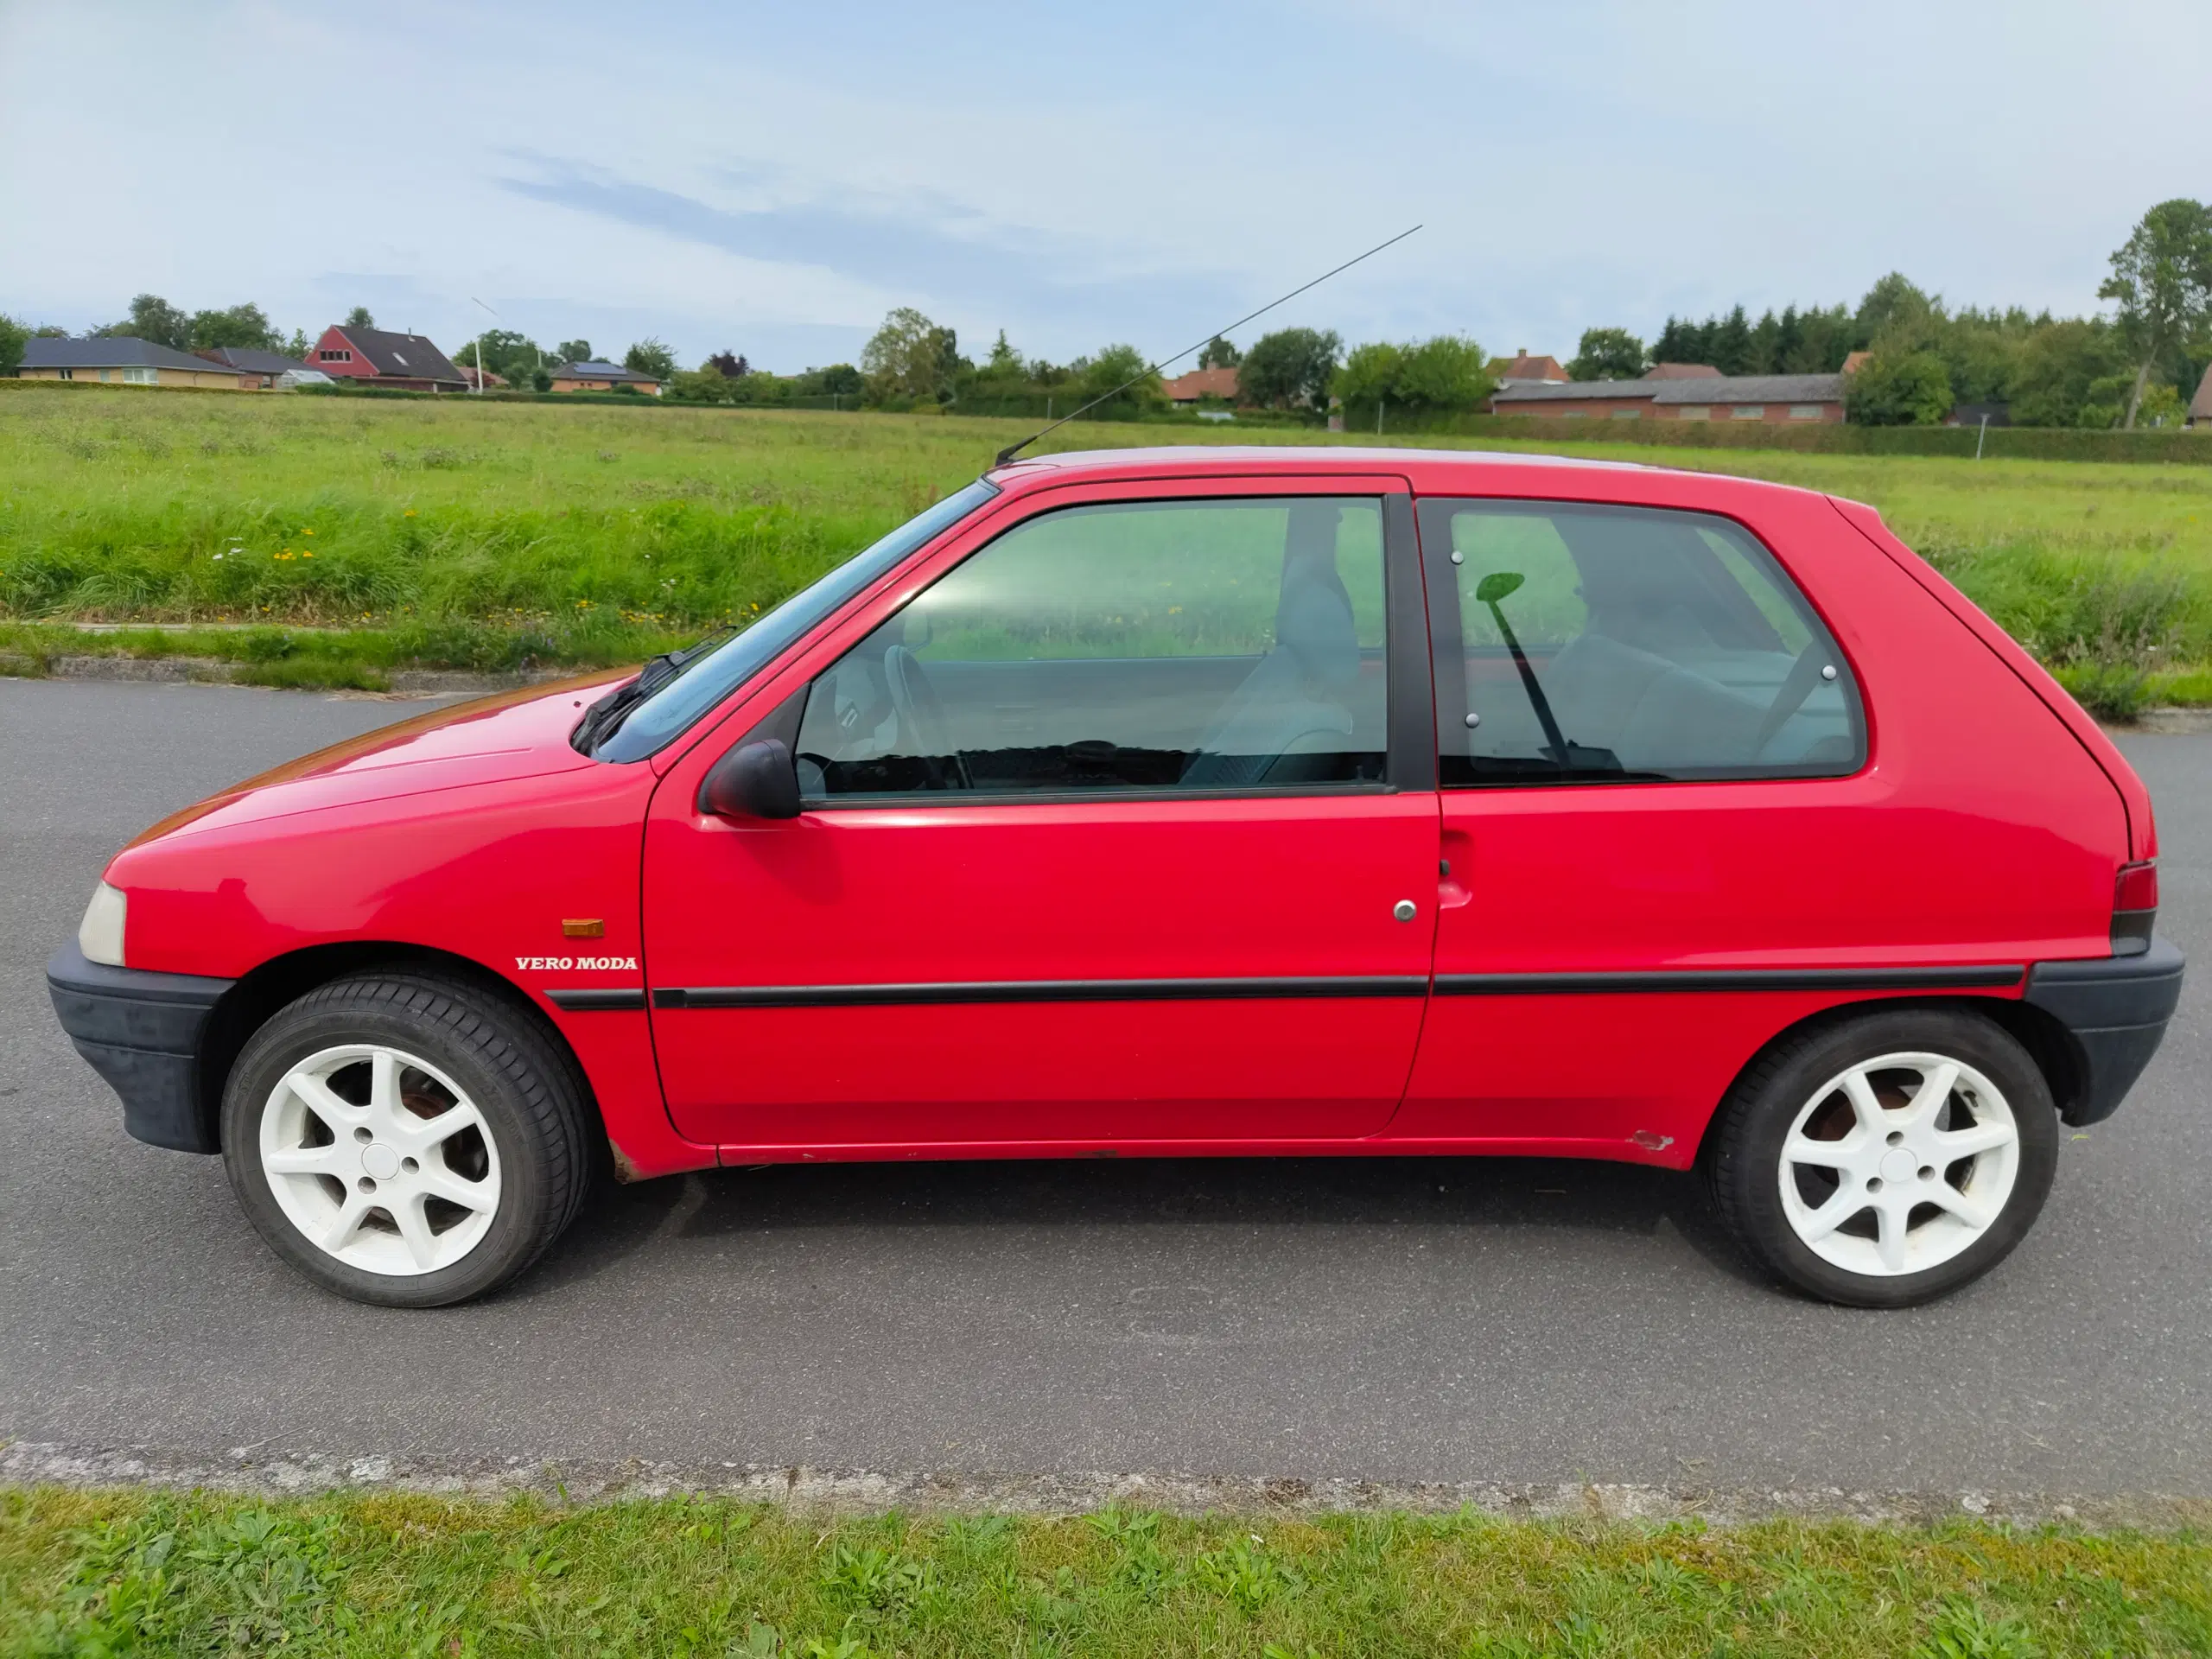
220, 973, 593, 1307
1703, 1006, 2058, 1308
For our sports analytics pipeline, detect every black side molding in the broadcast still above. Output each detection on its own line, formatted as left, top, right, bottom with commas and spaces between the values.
2024, 937, 2185, 1126
1436, 965, 2024, 995
46, 942, 234, 1154
544, 988, 647, 1012
654, 976, 1431, 1010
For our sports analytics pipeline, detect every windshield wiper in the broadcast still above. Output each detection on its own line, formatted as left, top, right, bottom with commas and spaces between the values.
575, 626, 737, 755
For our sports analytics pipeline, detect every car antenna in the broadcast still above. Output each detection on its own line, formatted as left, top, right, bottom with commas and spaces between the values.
990, 223, 1422, 469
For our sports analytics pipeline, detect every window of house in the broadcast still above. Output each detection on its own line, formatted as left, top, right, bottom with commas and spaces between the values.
1678, 406, 1711, 420
319, 348, 352, 363
58, 368, 74, 381
1560, 410, 1588, 419
123, 367, 157, 385
1789, 404, 1823, 420
794, 497, 1390, 799
1609, 408, 1641, 419
1732, 405, 1766, 419
1422, 499, 1863, 785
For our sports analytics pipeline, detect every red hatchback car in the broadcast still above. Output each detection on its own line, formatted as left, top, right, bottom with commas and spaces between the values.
49, 448, 2183, 1308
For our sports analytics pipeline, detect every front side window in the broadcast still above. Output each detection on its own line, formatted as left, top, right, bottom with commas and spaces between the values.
797, 496, 1389, 798
1424, 499, 1863, 785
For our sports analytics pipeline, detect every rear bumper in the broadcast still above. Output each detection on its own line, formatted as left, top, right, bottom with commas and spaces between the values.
2024, 937, 2185, 1127
46, 942, 233, 1154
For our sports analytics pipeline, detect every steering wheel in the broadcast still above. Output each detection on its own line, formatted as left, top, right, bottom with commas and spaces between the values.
883, 645, 970, 788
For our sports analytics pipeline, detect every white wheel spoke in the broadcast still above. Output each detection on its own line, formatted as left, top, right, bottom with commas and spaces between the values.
1873, 1200, 1910, 1272
1783, 1134, 1855, 1171
1840, 1071, 1886, 1135
260, 1043, 502, 1279
264, 1145, 350, 1178
322, 1191, 375, 1254
1924, 1183, 1995, 1230
1795, 1189, 1864, 1243
284, 1070, 362, 1130
1904, 1062, 1961, 1128
417, 1166, 496, 1212
1931, 1122, 2015, 1159
391, 1197, 442, 1271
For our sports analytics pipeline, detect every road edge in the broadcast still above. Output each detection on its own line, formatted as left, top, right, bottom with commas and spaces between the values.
4, 1440, 2206, 1529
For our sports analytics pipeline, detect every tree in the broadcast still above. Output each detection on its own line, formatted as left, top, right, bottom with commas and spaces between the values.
556, 339, 593, 364
344, 305, 376, 330
2099, 198, 2212, 428
624, 337, 677, 379
861, 307, 961, 404
2008, 319, 2126, 427
188, 302, 280, 351
1567, 327, 1644, 381
1855, 272, 1937, 346
0, 313, 27, 374
706, 351, 750, 378
457, 329, 543, 384
100, 294, 190, 348
1197, 334, 1242, 369
1710, 305, 1755, 375
1845, 351, 1954, 425
1240, 327, 1341, 409
1073, 342, 1160, 407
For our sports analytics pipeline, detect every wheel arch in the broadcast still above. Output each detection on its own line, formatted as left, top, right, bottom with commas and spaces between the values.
195, 942, 597, 1153
1693, 991, 2085, 1166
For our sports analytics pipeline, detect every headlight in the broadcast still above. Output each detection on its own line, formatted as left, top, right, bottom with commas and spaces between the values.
79, 882, 126, 967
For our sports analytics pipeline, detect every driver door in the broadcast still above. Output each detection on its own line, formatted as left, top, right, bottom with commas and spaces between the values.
643, 476, 1439, 1152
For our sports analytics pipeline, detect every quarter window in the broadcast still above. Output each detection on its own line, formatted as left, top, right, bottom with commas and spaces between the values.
796, 497, 1389, 798
1423, 499, 1863, 785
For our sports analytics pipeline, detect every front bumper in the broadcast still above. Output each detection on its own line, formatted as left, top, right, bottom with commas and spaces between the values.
46, 941, 234, 1153
2024, 936, 2185, 1126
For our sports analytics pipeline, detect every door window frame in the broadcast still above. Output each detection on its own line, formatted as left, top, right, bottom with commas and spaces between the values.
1416, 493, 1867, 789
683, 474, 1434, 805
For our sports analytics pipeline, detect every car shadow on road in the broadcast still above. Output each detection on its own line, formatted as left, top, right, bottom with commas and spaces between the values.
518, 1153, 1771, 1299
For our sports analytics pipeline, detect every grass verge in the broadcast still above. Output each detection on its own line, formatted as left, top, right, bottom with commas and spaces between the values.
3, 1486, 2209, 1656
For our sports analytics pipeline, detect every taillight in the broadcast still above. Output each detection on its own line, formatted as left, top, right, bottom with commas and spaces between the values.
2113, 860, 2158, 955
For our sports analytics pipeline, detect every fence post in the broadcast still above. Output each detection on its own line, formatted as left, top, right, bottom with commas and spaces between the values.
1976, 413, 1988, 461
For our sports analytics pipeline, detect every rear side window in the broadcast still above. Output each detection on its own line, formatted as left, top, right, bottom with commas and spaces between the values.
795, 496, 1389, 798
1421, 499, 1863, 785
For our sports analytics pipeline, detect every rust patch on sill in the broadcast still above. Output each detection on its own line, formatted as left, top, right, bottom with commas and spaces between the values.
1630, 1130, 1675, 1153
607, 1140, 641, 1184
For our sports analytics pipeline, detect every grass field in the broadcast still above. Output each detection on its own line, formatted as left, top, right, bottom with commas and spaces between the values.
3, 1486, 2209, 1656
3, 387, 2210, 709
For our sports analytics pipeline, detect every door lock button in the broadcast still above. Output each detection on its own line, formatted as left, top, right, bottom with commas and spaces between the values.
1392, 899, 1418, 922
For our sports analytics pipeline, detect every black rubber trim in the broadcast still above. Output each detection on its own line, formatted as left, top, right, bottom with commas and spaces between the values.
543, 988, 647, 1012
1382, 491, 1437, 793
1436, 965, 2024, 995
654, 976, 1430, 1010
46, 940, 234, 1154
2024, 937, 2185, 1126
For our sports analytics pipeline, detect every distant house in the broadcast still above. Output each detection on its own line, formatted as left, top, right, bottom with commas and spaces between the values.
194, 346, 320, 390
2190, 364, 2212, 429
1491, 372, 1848, 424
457, 364, 508, 391
1840, 350, 1874, 377
1641, 362, 1722, 380
550, 359, 662, 396
1487, 349, 1570, 386
1943, 402, 2011, 429
309, 324, 468, 392
1162, 365, 1242, 405
16, 337, 257, 390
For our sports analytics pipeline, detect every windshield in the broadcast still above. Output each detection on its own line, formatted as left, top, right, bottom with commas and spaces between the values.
593, 478, 1001, 762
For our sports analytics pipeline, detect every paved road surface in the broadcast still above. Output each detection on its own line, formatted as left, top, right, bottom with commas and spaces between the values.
3, 677, 2207, 1497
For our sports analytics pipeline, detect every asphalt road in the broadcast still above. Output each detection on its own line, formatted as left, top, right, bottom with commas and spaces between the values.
3, 677, 2209, 1498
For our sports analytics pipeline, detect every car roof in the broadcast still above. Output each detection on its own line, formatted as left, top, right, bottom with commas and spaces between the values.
985, 442, 1830, 511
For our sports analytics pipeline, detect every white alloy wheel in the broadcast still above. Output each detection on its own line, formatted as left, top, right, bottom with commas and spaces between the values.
257, 1044, 503, 1276
1777, 1050, 2021, 1278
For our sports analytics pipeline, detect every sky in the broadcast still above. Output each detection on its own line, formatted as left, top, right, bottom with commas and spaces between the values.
3, 2, 2209, 374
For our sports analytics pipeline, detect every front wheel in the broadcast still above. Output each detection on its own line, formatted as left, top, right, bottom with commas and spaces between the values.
1704, 1007, 2058, 1307
221, 974, 593, 1307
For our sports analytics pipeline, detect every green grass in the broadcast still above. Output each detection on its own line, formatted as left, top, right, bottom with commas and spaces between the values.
3, 389, 2210, 710
3, 1487, 2209, 1656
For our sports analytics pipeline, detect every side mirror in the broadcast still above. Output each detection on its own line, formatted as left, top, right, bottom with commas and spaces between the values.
698, 738, 802, 821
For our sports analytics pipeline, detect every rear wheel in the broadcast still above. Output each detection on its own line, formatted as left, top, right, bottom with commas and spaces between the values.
1705, 1007, 2057, 1307
221, 974, 592, 1306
